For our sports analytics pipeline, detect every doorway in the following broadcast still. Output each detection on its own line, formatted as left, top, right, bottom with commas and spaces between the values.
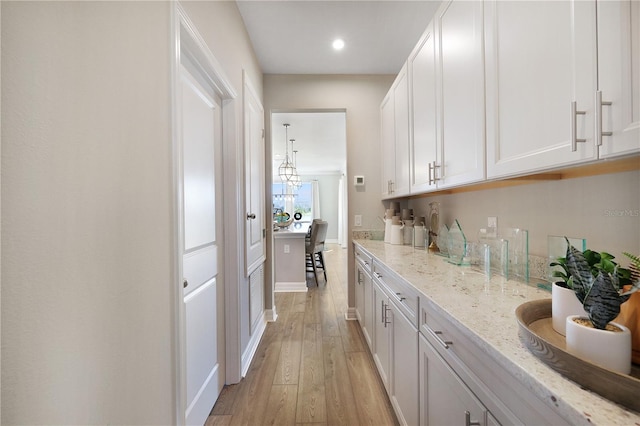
270, 110, 348, 246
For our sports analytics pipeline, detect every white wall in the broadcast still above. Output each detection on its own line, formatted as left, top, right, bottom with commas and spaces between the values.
263, 74, 394, 311
407, 170, 640, 261
299, 173, 342, 242
2, 2, 174, 424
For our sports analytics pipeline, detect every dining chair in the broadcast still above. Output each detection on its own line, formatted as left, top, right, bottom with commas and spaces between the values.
305, 220, 328, 284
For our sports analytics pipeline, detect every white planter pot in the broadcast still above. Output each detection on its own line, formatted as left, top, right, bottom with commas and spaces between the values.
566, 315, 631, 375
552, 282, 588, 336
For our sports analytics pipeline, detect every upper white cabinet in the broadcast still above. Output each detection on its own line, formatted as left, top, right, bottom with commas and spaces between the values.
409, 21, 439, 194
435, 0, 486, 188
484, 0, 598, 178
381, 63, 411, 199
597, 0, 640, 159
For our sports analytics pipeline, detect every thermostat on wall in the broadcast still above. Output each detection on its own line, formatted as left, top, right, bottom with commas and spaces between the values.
354, 175, 365, 186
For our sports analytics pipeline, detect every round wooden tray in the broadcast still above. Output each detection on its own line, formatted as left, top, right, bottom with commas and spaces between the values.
516, 299, 640, 412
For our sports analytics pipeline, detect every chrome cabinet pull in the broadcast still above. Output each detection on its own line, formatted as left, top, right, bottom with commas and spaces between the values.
395, 292, 406, 302
428, 161, 440, 185
465, 411, 481, 426
595, 91, 612, 147
571, 101, 587, 152
381, 300, 385, 324
383, 303, 391, 327
425, 324, 452, 349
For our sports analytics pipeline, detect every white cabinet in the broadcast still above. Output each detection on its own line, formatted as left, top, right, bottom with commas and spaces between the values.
390, 301, 419, 426
409, 21, 439, 194
434, 0, 486, 188
372, 261, 420, 426
381, 63, 410, 199
419, 333, 488, 426
596, 0, 640, 159
354, 246, 373, 349
372, 279, 391, 390
485, 0, 598, 179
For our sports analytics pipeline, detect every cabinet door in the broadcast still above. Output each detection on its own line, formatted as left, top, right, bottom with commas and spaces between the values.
355, 264, 365, 324
393, 64, 410, 196
409, 21, 439, 194
419, 334, 488, 426
390, 302, 419, 426
381, 92, 396, 198
362, 269, 374, 349
436, 0, 486, 188
597, 0, 640, 158
485, 0, 597, 178
373, 279, 391, 391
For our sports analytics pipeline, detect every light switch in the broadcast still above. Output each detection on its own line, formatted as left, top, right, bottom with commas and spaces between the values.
355, 215, 362, 227
284, 244, 290, 253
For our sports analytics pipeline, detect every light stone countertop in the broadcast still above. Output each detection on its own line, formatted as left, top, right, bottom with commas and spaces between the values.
354, 239, 640, 426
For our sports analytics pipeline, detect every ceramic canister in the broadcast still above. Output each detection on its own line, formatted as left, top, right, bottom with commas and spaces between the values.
403, 220, 414, 245
414, 224, 426, 248
390, 223, 404, 245
384, 219, 393, 244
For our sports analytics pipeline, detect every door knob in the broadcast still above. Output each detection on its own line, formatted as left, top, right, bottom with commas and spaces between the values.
247, 213, 256, 220
183, 280, 188, 289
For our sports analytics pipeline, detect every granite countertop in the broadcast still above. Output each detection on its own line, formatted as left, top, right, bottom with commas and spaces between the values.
354, 239, 640, 426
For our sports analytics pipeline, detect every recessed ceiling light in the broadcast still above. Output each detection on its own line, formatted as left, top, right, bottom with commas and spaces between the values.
332, 38, 345, 50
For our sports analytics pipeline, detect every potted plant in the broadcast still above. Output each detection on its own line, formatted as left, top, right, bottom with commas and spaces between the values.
550, 255, 588, 336
563, 240, 637, 374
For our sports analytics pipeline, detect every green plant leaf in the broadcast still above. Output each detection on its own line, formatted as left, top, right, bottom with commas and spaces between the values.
583, 271, 629, 329
565, 239, 592, 304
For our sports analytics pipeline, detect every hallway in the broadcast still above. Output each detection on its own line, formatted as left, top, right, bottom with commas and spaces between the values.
206, 244, 399, 425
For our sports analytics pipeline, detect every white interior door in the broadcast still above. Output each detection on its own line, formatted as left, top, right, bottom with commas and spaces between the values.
180, 65, 224, 426
244, 74, 266, 275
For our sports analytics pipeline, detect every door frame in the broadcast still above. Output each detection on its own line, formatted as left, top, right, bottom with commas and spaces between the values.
171, 5, 238, 424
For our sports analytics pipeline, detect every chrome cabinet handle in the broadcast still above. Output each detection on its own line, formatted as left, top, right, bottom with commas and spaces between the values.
571, 101, 587, 152
395, 292, 406, 302
383, 303, 391, 327
428, 161, 440, 185
595, 91, 612, 147
425, 324, 452, 349
465, 411, 481, 426
246, 213, 256, 220
381, 300, 385, 324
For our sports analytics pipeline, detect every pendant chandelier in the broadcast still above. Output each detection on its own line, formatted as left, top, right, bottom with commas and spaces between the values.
278, 124, 297, 183
289, 147, 302, 189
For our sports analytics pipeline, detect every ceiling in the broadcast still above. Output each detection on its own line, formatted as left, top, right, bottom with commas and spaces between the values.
236, 0, 441, 75
271, 111, 347, 178
237, 1, 441, 177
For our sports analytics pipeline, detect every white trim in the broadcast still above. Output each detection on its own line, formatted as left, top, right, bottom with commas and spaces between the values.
241, 317, 267, 377
345, 307, 358, 320
264, 308, 278, 322
173, 4, 239, 424
275, 281, 308, 292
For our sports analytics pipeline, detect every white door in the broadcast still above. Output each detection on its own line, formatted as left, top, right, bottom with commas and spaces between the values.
484, 0, 597, 178
436, 0, 486, 188
244, 75, 266, 275
597, 0, 640, 159
180, 65, 224, 425
409, 21, 438, 194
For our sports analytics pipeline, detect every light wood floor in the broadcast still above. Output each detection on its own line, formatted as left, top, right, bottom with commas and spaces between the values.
206, 244, 399, 426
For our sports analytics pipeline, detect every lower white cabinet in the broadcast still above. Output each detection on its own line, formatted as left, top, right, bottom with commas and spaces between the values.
372, 279, 391, 390
390, 300, 419, 426
372, 270, 419, 426
355, 251, 373, 349
420, 333, 488, 426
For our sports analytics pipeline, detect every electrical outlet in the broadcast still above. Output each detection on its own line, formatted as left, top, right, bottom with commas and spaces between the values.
284, 244, 290, 254
355, 215, 362, 227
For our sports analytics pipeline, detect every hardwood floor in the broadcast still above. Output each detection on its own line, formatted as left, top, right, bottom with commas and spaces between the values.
207, 244, 399, 426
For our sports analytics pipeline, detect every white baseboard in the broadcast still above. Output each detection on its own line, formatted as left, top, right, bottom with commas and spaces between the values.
345, 307, 358, 320
265, 307, 278, 322
275, 281, 308, 292
241, 316, 267, 377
